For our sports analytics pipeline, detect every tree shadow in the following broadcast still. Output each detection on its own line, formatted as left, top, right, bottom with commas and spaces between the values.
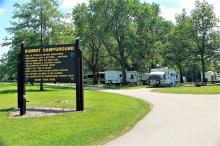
0, 89, 59, 95
10, 108, 78, 118
0, 108, 14, 113
27, 108, 76, 113
0, 90, 17, 94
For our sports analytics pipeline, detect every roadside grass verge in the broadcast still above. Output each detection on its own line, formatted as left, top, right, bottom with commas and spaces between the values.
85, 83, 147, 89
151, 85, 220, 94
0, 84, 150, 145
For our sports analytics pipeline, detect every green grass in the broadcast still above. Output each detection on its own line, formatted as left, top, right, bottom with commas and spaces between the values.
86, 83, 147, 89
151, 85, 220, 94
0, 83, 150, 146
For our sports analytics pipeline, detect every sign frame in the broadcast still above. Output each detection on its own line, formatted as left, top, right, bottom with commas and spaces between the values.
17, 39, 84, 116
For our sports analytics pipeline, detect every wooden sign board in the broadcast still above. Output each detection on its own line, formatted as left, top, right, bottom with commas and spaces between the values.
25, 44, 75, 83
17, 39, 84, 116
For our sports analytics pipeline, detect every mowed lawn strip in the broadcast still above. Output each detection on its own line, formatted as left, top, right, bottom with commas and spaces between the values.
0, 84, 150, 146
151, 86, 220, 94
86, 84, 147, 89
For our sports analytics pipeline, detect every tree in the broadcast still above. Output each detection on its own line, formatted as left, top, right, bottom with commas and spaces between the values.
164, 9, 193, 83
133, 2, 168, 72
96, 0, 139, 85
191, 0, 219, 82
3, 0, 74, 82
73, 2, 109, 84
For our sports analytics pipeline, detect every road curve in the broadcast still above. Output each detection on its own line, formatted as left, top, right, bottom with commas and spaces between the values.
102, 88, 220, 145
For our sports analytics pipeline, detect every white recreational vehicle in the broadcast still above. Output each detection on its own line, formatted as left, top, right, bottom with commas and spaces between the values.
202, 71, 220, 83
216, 73, 220, 82
139, 73, 149, 85
104, 71, 139, 84
84, 72, 105, 84
126, 71, 139, 84
148, 67, 178, 87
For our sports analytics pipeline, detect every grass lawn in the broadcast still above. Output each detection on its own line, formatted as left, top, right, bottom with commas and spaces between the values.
151, 85, 220, 94
0, 83, 150, 146
86, 83, 147, 89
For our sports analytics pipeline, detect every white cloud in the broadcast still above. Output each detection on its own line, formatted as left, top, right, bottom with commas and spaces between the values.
0, 40, 10, 58
60, 0, 220, 22
159, 0, 195, 22
160, 7, 181, 22
0, 8, 5, 15
61, 0, 88, 9
155, 0, 220, 22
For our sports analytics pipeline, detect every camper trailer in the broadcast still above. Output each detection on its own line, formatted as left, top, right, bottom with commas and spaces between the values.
84, 72, 105, 84
216, 73, 220, 82
126, 71, 139, 84
148, 67, 178, 87
104, 71, 139, 84
140, 73, 149, 85
105, 71, 122, 84
206, 71, 217, 82
176, 74, 181, 83
202, 71, 220, 83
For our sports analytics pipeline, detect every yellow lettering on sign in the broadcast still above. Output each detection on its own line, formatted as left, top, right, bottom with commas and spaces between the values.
25, 49, 41, 54
43, 46, 74, 52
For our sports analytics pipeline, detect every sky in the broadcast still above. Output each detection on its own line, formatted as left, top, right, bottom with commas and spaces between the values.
0, 0, 220, 59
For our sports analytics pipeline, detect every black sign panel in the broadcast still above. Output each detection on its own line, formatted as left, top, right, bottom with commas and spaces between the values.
25, 44, 76, 83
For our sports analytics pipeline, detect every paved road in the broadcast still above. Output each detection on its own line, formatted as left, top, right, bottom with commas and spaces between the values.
102, 88, 220, 146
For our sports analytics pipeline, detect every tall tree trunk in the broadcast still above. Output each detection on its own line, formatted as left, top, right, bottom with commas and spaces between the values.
148, 63, 155, 72
92, 68, 98, 84
121, 60, 127, 85
178, 65, 184, 83
118, 40, 127, 85
201, 53, 206, 83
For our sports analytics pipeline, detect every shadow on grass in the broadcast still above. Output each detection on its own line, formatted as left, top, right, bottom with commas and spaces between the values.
0, 108, 14, 113
10, 108, 78, 118
146, 86, 169, 88
0, 90, 17, 94
0, 89, 60, 95
27, 108, 75, 113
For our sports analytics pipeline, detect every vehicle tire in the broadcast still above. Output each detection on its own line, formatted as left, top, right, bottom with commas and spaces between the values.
169, 82, 173, 87
108, 80, 112, 85
171, 82, 173, 87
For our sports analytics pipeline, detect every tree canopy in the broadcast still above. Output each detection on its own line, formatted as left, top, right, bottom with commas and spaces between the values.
1, 0, 219, 83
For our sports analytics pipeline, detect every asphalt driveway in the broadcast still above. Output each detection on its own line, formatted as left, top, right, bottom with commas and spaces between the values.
102, 88, 220, 145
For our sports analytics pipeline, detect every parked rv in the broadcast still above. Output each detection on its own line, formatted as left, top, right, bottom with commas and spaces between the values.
202, 71, 220, 83
84, 72, 105, 84
104, 71, 139, 84
175, 74, 180, 83
216, 73, 220, 82
126, 71, 139, 84
105, 71, 122, 84
148, 67, 178, 87
140, 73, 149, 85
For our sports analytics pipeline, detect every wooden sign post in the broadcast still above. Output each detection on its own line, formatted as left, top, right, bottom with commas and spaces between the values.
17, 39, 84, 115
74, 39, 84, 111
17, 42, 26, 115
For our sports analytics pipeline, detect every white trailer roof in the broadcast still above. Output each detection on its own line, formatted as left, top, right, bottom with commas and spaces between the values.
149, 72, 165, 76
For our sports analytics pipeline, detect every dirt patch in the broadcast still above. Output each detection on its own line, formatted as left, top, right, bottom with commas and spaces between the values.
10, 107, 75, 118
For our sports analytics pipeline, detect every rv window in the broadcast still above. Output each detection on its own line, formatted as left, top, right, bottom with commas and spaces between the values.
88, 75, 93, 78
100, 74, 105, 78
149, 75, 162, 80
163, 74, 166, 80
131, 74, 134, 79
120, 74, 122, 77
